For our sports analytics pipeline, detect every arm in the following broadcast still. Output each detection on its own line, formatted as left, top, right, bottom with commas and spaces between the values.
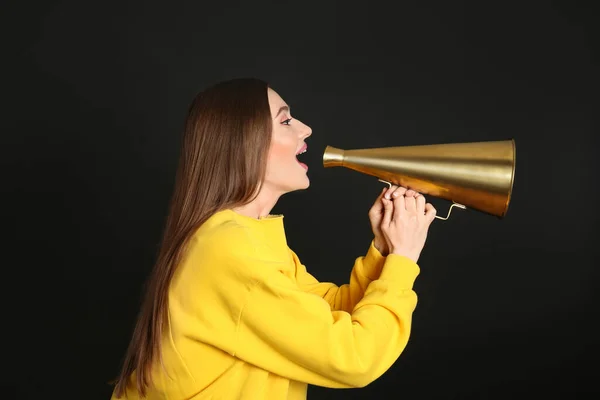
174, 225, 420, 389
292, 240, 387, 313
234, 243, 420, 388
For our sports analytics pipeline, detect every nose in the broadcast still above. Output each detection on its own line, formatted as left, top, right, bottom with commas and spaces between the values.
298, 119, 312, 139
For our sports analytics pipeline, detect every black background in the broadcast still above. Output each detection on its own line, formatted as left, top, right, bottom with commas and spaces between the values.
2, 0, 599, 399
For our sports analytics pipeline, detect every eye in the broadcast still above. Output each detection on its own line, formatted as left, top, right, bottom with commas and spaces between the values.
282, 118, 292, 126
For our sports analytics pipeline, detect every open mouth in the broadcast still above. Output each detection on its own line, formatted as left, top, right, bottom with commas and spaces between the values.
296, 143, 308, 170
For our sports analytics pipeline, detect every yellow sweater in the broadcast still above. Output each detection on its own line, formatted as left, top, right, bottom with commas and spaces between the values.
113, 209, 420, 399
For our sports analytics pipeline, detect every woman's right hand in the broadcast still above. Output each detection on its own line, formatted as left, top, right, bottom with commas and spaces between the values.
378, 185, 437, 263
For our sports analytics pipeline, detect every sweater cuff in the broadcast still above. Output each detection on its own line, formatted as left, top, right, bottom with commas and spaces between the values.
377, 254, 420, 290
360, 240, 387, 280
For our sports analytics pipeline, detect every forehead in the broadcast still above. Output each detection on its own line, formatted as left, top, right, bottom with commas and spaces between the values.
267, 88, 287, 116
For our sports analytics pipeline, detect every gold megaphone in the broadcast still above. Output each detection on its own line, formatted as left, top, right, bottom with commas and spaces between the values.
323, 139, 516, 220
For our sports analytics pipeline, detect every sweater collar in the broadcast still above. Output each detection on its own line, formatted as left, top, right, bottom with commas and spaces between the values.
211, 209, 289, 258
215, 209, 285, 230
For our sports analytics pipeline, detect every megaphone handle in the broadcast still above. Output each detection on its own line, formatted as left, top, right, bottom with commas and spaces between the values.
434, 203, 467, 220
377, 179, 466, 221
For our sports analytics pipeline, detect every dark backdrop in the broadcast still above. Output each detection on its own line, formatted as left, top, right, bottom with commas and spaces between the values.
2, 0, 598, 399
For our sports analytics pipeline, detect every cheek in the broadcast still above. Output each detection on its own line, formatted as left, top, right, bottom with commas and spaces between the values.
268, 139, 296, 164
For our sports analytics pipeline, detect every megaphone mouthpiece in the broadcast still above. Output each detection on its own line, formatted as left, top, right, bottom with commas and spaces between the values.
322, 146, 345, 167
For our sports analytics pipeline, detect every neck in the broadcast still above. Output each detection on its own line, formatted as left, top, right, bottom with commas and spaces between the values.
232, 184, 283, 219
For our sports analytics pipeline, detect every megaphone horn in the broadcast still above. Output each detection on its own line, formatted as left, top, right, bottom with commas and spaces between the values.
322, 139, 516, 220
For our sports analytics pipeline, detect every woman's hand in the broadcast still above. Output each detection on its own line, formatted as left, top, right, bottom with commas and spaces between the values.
369, 185, 404, 255
368, 185, 437, 263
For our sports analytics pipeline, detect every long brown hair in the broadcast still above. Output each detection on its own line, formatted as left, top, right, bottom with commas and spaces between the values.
112, 78, 273, 398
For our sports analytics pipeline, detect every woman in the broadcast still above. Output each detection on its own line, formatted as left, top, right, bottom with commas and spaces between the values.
111, 78, 437, 399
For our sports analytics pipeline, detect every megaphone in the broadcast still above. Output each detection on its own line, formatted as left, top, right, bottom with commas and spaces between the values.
323, 139, 516, 220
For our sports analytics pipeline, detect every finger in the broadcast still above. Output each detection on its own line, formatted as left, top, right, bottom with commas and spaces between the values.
381, 197, 394, 227
384, 185, 398, 200
369, 201, 383, 219
405, 189, 417, 197
370, 187, 386, 211
392, 192, 404, 221
392, 186, 407, 199
425, 203, 437, 222
405, 195, 417, 213
368, 191, 383, 222
416, 194, 426, 215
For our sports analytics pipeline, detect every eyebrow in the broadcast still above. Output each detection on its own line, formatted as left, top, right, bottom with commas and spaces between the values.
275, 105, 290, 118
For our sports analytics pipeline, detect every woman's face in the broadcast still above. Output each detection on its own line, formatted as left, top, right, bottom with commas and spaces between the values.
264, 88, 312, 194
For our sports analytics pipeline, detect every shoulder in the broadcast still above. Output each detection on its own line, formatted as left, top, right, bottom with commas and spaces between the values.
170, 219, 259, 299
183, 213, 287, 281
188, 218, 255, 262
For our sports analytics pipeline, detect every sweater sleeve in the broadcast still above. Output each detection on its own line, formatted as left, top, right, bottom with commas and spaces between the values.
233, 242, 420, 389
292, 240, 386, 313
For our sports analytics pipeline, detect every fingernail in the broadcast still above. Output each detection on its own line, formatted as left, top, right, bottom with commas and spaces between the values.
392, 191, 399, 197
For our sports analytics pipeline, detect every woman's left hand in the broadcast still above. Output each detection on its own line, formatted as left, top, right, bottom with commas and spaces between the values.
369, 185, 419, 256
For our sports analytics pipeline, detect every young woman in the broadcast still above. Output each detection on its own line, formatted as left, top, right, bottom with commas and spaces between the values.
111, 78, 437, 399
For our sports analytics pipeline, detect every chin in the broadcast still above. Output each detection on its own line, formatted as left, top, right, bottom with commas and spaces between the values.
298, 182, 310, 191
285, 177, 310, 193
299, 175, 310, 189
